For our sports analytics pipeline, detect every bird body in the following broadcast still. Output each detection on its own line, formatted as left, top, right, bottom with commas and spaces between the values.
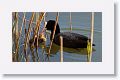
46, 20, 95, 48
53, 32, 89, 48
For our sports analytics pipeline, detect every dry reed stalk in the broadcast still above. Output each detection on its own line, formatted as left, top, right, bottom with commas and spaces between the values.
19, 12, 26, 38
43, 14, 46, 22
47, 12, 59, 60
87, 12, 94, 62
32, 12, 46, 41
33, 12, 46, 61
70, 12, 72, 31
24, 12, 35, 62
41, 14, 47, 33
18, 12, 26, 61
18, 15, 37, 26
24, 19, 27, 37
12, 12, 16, 61
36, 12, 39, 21
34, 12, 45, 36
27, 13, 35, 61
41, 15, 47, 61
60, 36, 63, 62
35, 12, 40, 61
12, 12, 16, 35
14, 12, 19, 61
23, 16, 27, 61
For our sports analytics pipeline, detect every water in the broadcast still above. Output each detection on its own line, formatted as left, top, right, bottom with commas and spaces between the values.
13, 12, 102, 62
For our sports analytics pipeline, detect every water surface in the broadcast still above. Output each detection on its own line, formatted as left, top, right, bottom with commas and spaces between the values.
13, 12, 102, 62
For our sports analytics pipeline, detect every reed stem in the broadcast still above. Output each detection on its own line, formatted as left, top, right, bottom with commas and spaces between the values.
18, 12, 26, 61
60, 36, 63, 62
47, 12, 59, 60
24, 12, 35, 61
14, 12, 19, 61
87, 12, 94, 62
41, 14, 47, 33
70, 12, 72, 31
36, 12, 40, 61
35, 12, 46, 61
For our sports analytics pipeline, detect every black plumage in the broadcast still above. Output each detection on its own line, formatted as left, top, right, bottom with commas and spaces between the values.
46, 20, 95, 48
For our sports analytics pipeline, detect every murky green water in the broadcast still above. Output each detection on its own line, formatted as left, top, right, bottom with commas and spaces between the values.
13, 12, 102, 62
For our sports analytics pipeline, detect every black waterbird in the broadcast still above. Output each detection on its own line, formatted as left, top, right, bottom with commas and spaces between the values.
46, 20, 95, 48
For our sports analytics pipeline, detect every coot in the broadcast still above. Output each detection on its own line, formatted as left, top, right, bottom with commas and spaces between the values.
46, 20, 95, 48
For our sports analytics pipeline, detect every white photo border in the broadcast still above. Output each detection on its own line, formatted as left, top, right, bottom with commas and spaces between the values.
0, 0, 114, 74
